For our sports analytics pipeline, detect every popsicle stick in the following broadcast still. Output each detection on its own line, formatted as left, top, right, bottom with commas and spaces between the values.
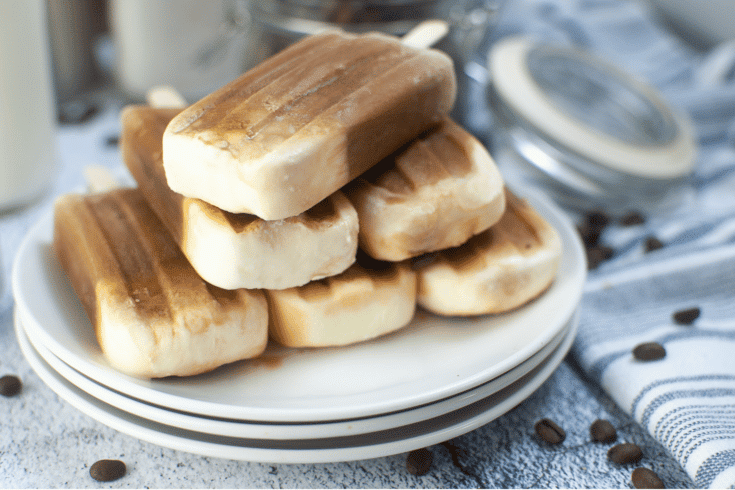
145, 85, 188, 109
401, 19, 450, 49
84, 165, 121, 193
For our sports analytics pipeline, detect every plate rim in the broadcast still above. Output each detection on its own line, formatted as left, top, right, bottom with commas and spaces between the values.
15, 307, 579, 464
19, 307, 578, 439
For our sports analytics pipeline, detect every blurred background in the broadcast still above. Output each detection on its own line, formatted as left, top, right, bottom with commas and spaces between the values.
3, 0, 735, 214
36, 0, 735, 125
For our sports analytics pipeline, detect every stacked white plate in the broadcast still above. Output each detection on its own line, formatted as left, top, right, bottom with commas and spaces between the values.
12, 191, 586, 464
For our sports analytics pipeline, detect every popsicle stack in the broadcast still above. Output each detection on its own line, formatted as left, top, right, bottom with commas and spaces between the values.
53, 30, 562, 379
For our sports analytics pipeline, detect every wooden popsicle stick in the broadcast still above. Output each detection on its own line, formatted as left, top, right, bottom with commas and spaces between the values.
84, 164, 121, 193
401, 19, 450, 49
145, 85, 188, 109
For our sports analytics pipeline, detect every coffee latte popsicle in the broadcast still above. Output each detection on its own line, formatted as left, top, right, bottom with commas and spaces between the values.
344, 118, 506, 261
162, 30, 456, 220
122, 105, 358, 291
53, 188, 269, 378
414, 190, 562, 316
266, 251, 417, 348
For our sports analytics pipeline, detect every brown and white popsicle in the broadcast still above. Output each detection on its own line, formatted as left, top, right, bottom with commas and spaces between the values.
53, 188, 269, 378
266, 251, 417, 348
414, 190, 562, 316
344, 117, 506, 262
122, 105, 359, 291
162, 28, 457, 220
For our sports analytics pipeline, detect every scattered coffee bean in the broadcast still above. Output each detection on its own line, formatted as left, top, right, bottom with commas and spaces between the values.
0, 375, 22, 397
608, 443, 643, 464
619, 211, 646, 226
633, 342, 666, 361
673, 307, 700, 325
90, 459, 126, 482
586, 209, 610, 230
590, 419, 617, 443
105, 135, 120, 147
577, 223, 602, 248
577, 209, 618, 269
535, 418, 566, 444
406, 448, 433, 476
631, 467, 664, 489
644, 236, 664, 253
586, 245, 614, 270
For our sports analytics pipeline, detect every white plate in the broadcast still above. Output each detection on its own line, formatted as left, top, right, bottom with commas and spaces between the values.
12, 191, 586, 422
16, 309, 578, 464
20, 307, 577, 440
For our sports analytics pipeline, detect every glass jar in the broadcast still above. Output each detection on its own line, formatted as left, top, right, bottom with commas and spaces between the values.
486, 37, 697, 215
249, 0, 453, 58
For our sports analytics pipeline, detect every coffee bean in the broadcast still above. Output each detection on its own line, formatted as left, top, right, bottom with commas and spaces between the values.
406, 448, 433, 476
578, 223, 602, 248
104, 135, 120, 147
619, 211, 646, 226
644, 236, 664, 252
673, 307, 700, 325
608, 443, 643, 464
586, 245, 614, 270
590, 419, 617, 443
90, 459, 126, 482
0, 375, 22, 397
633, 342, 666, 361
535, 418, 565, 444
586, 209, 610, 230
631, 467, 664, 488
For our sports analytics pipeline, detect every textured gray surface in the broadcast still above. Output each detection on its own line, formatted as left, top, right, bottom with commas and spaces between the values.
1, 304, 693, 488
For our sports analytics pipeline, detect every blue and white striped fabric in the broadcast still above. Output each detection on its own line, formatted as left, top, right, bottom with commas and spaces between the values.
490, 0, 735, 487
575, 247, 735, 488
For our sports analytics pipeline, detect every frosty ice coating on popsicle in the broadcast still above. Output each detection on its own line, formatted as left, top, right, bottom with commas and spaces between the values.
122, 105, 359, 290
162, 30, 457, 220
414, 190, 562, 316
344, 118, 506, 261
53, 188, 269, 378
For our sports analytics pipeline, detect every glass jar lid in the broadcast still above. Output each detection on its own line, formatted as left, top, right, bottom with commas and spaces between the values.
487, 37, 696, 194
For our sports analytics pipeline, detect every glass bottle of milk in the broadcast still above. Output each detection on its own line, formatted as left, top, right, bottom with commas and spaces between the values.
0, 0, 58, 211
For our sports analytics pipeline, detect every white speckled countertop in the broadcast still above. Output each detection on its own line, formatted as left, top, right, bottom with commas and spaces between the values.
0, 309, 694, 488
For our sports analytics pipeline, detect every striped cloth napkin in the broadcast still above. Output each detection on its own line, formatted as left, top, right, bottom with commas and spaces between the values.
485, 0, 735, 486
574, 241, 735, 489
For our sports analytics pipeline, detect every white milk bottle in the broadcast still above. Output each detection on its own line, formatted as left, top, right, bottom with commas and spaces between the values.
0, 0, 58, 211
